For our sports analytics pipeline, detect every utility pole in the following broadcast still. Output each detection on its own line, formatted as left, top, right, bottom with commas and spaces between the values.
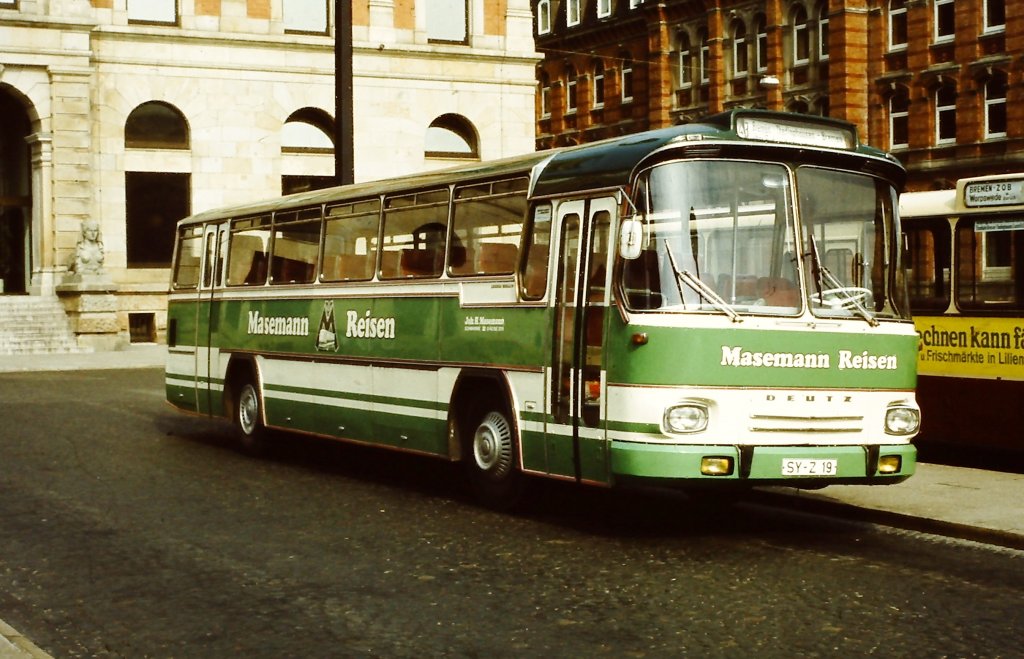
334, 0, 354, 185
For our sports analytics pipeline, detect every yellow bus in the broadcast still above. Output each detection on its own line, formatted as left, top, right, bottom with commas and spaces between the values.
901, 173, 1024, 451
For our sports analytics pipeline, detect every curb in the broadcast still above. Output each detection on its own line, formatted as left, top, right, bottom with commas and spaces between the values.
0, 620, 52, 659
754, 490, 1024, 552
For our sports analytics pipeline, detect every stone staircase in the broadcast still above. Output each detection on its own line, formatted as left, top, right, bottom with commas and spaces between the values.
0, 296, 90, 355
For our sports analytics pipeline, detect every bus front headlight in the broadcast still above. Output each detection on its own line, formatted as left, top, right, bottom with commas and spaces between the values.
664, 402, 709, 434
885, 404, 920, 435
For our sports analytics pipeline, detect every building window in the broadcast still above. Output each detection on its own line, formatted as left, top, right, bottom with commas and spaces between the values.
620, 53, 634, 103
934, 0, 955, 42
127, 0, 177, 25
984, 0, 1006, 33
755, 15, 768, 72
426, 0, 468, 43
537, 0, 551, 34
677, 32, 693, 88
592, 61, 605, 108
425, 114, 479, 159
567, 0, 581, 27
566, 66, 578, 113
284, 0, 329, 34
0, 0, 18, 8
985, 73, 1008, 138
126, 172, 190, 268
630, 0, 641, 7
597, 0, 611, 19
699, 29, 710, 84
732, 21, 748, 77
792, 5, 810, 65
889, 86, 910, 149
281, 108, 334, 153
817, 2, 829, 60
125, 101, 189, 150
888, 0, 907, 50
540, 73, 552, 117
935, 81, 957, 144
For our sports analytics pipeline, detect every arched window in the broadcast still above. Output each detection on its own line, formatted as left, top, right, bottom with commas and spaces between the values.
935, 80, 957, 144
620, 51, 634, 103
733, 20, 748, 77
792, 5, 810, 65
425, 114, 479, 160
754, 14, 768, 72
985, 72, 1008, 138
888, 0, 907, 50
566, 65, 578, 113
282, 108, 335, 153
125, 101, 189, 149
593, 60, 606, 108
817, 2, 829, 60
677, 31, 692, 88
889, 86, 910, 149
540, 72, 552, 117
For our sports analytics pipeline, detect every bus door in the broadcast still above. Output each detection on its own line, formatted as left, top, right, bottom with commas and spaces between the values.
549, 196, 615, 483
196, 222, 228, 415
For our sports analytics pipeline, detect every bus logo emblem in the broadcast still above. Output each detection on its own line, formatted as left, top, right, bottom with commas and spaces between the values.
316, 300, 339, 352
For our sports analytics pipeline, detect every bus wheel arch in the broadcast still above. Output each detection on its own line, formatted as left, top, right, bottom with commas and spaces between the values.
449, 370, 525, 509
223, 356, 270, 455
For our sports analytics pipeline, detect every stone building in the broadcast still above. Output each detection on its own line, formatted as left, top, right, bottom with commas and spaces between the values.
0, 0, 538, 350
532, 0, 1022, 192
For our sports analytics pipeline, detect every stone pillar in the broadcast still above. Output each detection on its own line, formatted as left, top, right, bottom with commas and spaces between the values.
56, 276, 124, 351
27, 133, 55, 296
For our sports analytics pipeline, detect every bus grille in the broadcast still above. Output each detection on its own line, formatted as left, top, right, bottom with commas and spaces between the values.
748, 413, 864, 434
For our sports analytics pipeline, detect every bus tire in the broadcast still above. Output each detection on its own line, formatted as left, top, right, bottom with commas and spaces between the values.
235, 380, 270, 455
464, 406, 524, 511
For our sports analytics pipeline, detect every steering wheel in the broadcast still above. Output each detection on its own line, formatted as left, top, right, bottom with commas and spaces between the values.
811, 286, 872, 309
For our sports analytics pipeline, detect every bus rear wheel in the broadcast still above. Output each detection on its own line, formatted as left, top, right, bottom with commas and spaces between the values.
465, 407, 524, 510
235, 381, 270, 455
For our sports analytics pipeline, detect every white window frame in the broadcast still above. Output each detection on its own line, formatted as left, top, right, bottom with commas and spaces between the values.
889, 92, 909, 149
888, 0, 908, 51
700, 33, 710, 84
985, 77, 1007, 139
983, 0, 1006, 34
755, 16, 768, 72
792, 6, 810, 65
678, 33, 692, 89
537, 0, 551, 35
733, 21, 748, 77
934, 0, 955, 43
817, 3, 829, 61
935, 82, 957, 145
598, 0, 612, 19
566, 69, 578, 114
593, 61, 605, 109
567, 0, 581, 27
621, 56, 634, 103
540, 75, 552, 118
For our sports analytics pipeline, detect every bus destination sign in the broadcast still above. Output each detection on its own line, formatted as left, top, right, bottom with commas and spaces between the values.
964, 179, 1024, 207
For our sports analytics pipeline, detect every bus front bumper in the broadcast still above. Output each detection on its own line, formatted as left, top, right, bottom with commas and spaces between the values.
610, 441, 916, 486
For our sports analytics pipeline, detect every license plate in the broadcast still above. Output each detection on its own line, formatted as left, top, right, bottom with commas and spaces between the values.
781, 458, 838, 476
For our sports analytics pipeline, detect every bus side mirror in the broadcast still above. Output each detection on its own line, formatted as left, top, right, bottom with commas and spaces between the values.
619, 217, 644, 260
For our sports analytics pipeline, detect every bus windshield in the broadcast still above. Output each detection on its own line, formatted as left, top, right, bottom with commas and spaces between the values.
797, 166, 909, 321
621, 160, 910, 321
623, 160, 800, 315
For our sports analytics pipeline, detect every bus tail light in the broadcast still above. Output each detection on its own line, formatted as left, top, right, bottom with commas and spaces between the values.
884, 404, 920, 435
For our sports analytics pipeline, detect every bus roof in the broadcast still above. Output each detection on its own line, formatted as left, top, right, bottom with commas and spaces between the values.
179, 109, 903, 227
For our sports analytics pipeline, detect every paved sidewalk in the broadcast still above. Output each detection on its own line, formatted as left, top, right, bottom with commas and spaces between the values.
1, 345, 1022, 655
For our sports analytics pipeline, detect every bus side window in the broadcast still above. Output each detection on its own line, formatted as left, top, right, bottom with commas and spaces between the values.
226, 218, 271, 286
449, 177, 528, 277
172, 226, 203, 290
323, 199, 381, 282
381, 189, 449, 279
521, 203, 553, 299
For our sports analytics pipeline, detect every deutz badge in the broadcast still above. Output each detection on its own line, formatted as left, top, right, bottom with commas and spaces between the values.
317, 300, 339, 352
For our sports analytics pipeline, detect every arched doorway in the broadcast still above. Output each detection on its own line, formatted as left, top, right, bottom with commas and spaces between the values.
0, 87, 32, 295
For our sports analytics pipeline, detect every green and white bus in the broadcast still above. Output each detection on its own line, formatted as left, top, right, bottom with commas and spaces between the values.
166, 109, 920, 507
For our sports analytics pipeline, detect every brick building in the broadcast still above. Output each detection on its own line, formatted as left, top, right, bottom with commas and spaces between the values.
0, 0, 538, 350
532, 0, 1021, 192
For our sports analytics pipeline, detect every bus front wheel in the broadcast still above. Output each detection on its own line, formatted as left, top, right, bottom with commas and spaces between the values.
235, 381, 270, 455
465, 407, 524, 510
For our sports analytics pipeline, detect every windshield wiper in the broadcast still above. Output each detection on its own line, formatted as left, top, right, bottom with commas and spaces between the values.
806, 233, 878, 327
663, 241, 742, 323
